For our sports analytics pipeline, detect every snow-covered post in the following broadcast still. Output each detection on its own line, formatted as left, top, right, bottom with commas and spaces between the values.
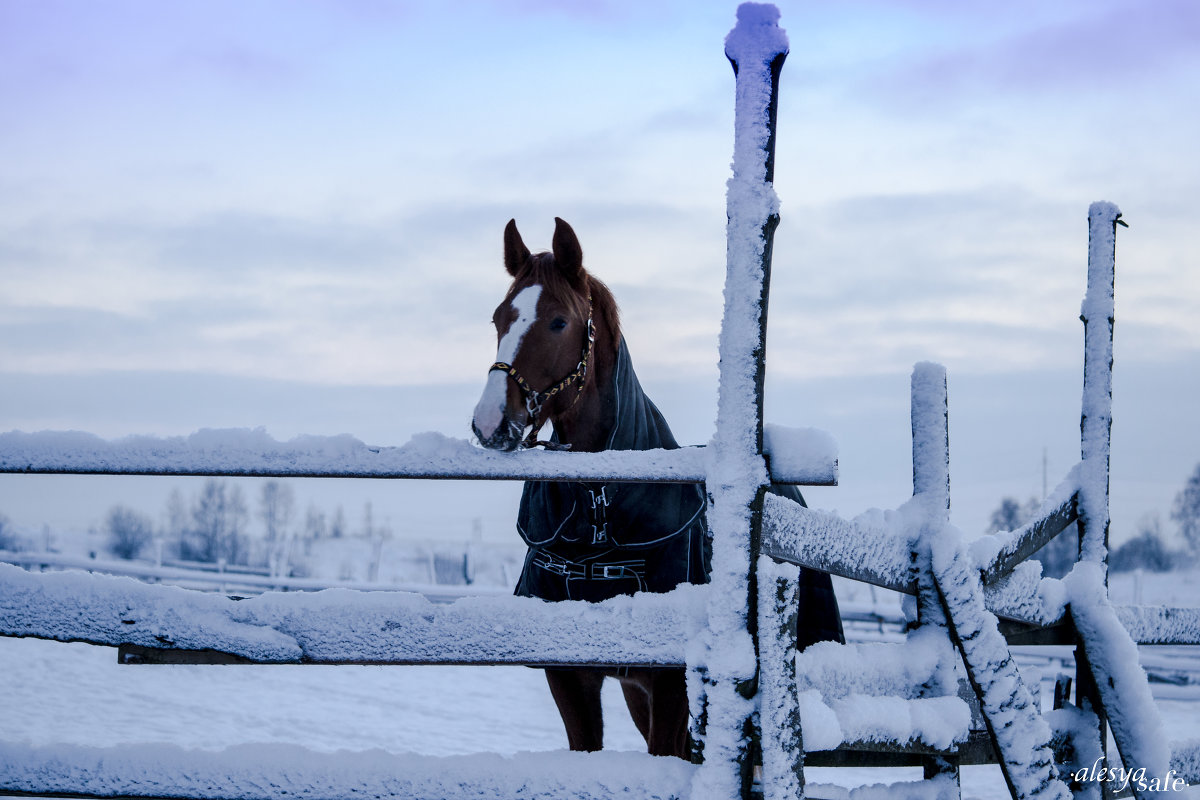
907, 363, 951, 663
1077, 201, 1121, 565
908, 363, 958, 784
1073, 201, 1122, 780
757, 555, 804, 800
693, 5, 787, 799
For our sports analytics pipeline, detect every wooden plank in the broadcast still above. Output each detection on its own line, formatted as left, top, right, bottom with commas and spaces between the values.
978, 495, 1078, 586
0, 431, 837, 485
806, 731, 999, 768
0, 742, 697, 800
0, 563, 701, 667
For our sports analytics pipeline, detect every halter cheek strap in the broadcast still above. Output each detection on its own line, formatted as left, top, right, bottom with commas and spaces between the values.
490, 294, 595, 450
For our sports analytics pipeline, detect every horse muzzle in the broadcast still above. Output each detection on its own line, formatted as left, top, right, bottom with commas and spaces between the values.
472, 414, 527, 452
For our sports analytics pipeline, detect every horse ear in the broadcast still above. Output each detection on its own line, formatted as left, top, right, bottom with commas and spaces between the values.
552, 217, 585, 288
504, 219, 530, 277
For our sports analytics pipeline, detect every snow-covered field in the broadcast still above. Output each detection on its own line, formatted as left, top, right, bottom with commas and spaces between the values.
2, 564, 1197, 800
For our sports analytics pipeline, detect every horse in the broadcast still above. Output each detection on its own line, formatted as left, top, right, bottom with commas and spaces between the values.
471, 217, 843, 759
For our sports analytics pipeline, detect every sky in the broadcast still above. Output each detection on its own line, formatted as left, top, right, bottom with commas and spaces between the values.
1, 0, 1198, 550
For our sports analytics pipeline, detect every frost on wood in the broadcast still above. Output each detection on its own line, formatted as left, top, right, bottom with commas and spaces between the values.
763, 423, 838, 485
0, 741, 697, 800
694, 4, 788, 797
969, 467, 1080, 584
1065, 561, 1172, 796
0, 427, 835, 485
927, 526, 1070, 800
761, 494, 912, 593
756, 556, 803, 800
0, 563, 705, 666
1046, 705, 1104, 800
0, 428, 709, 483
1114, 605, 1200, 646
1077, 201, 1120, 564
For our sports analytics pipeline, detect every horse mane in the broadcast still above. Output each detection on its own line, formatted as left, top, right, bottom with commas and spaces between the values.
517, 251, 621, 355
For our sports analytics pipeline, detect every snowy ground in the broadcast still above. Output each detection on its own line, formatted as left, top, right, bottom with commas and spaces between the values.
2, 569, 1198, 799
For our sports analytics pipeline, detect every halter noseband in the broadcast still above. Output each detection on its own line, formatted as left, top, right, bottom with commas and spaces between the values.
490, 293, 595, 450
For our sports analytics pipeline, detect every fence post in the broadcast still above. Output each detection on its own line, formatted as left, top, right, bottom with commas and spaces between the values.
1074, 202, 1122, 772
693, 5, 788, 799
1078, 201, 1121, 566
907, 364, 961, 789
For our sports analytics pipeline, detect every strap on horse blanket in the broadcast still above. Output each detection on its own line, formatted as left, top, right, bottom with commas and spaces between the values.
516, 338, 706, 551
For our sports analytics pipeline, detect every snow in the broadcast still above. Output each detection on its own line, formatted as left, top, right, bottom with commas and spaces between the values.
0, 426, 835, 485
691, 5, 790, 798
968, 465, 1081, 577
1064, 560, 1173, 797
927, 523, 1070, 800
762, 496, 913, 594
1077, 201, 1121, 564
0, 741, 697, 800
763, 423, 838, 485
0, 562, 706, 666
756, 555, 804, 800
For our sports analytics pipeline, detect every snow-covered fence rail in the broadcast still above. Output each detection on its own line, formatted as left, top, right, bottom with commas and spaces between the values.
0, 562, 704, 668
0, 425, 837, 486
0, 550, 505, 603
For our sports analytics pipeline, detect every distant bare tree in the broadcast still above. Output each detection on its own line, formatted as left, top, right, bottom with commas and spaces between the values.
1111, 514, 1177, 573
181, 479, 249, 564
1171, 463, 1200, 554
986, 497, 1028, 534
105, 505, 154, 560
304, 504, 327, 540
0, 513, 20, 551
330, 506, 346, 539
259, 481, 295, 543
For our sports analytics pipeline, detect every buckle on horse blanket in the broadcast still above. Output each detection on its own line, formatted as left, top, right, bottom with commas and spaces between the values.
590, 561, 645, 580
531, 552, 586, 577
531, 552, 646, 582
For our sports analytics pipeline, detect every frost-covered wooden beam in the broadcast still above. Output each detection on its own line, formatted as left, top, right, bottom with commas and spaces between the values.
971, 487, 1078, 587
0, 550, 504, 604
1077, 201, 1121, 563
761, 494, 912, 594
693, 6, 790, 799
0, 563, 703, 667
0, 426, 837, 485
0, 742, 697, 800
1065, 562, 1172, 800
930, 530, 1070, 800
1114, 605, 1200, 646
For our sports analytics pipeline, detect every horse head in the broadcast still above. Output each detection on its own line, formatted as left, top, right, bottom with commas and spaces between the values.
472, 217, 611, 451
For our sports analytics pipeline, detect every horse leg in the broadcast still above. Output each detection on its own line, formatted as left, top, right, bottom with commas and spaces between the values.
544, 668, 605, 751
619, 677, 652, 746
621, 668, 690, 758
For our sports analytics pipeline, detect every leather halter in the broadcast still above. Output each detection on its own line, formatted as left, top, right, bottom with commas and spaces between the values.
490, 293, 595, 450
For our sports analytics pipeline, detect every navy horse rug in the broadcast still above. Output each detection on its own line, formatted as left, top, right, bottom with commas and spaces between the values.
514, 336, 843, 650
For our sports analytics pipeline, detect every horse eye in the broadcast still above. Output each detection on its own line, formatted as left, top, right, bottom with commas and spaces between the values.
549, 318, 568, 332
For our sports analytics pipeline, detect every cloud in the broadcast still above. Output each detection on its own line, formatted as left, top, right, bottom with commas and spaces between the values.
855, 0, 1200, 110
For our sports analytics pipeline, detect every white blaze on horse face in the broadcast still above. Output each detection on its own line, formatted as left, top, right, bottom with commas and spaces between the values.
473, 284, 543, 441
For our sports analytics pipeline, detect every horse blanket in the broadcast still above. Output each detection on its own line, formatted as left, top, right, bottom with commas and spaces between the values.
514, 338, 843, 647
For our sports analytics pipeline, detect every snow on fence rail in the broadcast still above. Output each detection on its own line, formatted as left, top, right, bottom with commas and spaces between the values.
0, 424, 837, 486
0, 549, 506, 603
0, 561, 704, 667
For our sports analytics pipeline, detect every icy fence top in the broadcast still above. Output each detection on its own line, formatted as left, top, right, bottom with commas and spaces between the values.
0, 744, 697, 800
0, 562, 706, 666
0, 424, 836, 485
